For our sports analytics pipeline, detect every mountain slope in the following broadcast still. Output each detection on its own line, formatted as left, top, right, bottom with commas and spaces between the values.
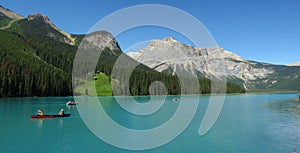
0, 5, 23, 29
128, 37, 300, 91
7, 14, 75, 45
0, 13, 11, 27
250, 64, 300, 90
0, 30, 72, 97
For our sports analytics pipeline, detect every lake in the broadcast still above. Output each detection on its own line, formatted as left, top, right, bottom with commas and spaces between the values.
0, 93, 300, 152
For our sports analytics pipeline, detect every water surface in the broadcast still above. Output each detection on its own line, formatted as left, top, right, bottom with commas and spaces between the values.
0, 93, 300, 152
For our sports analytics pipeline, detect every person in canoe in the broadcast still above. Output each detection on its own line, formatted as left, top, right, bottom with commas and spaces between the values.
173, 98, 180, 102
37, 110, 44, 115
67, 101, 77, 105
58, 109, 64, 115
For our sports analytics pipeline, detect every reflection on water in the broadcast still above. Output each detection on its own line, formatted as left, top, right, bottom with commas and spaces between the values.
59, 118, 64, 129
267, 98, 300, 113
33, 118, 65, 130
37, 119, 43, 129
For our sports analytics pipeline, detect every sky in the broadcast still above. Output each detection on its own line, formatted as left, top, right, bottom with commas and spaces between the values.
0, 0, 299, 65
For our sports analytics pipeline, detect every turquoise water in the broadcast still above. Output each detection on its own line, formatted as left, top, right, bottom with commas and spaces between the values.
1, 93, 300, 152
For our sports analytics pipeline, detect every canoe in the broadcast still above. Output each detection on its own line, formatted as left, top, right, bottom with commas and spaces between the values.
30, 114, 71, 119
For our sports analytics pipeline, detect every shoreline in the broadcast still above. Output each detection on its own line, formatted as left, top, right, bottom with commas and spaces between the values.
0, 91, 299, 99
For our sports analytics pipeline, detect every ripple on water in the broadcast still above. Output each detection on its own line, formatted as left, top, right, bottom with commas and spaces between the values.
265, 98, 300, 149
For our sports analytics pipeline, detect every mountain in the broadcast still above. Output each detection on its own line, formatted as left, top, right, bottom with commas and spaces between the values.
74, 31, 186, 95
0, 6, 245, 97
0, 7, 75, 97
0, 7, 122, 96
15, 13, 76, 45
127, 37, 300, 91
287, 62, 300, 66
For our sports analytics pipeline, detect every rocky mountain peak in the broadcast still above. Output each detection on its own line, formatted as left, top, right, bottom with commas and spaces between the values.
148, 37, 196, 53
82, 30, 120, 51
0, 5, 23, 19
28, 13, 51, 24
143, 37, 243, 61
127, 37, 276, 90
163, 37, 176, 42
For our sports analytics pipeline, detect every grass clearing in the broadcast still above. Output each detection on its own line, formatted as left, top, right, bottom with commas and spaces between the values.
74, 72, 112, 96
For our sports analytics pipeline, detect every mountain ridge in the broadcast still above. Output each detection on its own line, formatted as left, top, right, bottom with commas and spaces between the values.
127, 37, 300, 91
287, 62, 300, 66
26, 13, 76, 45
0, 5, 23, 20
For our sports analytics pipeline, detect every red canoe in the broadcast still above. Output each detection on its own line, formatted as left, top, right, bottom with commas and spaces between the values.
30, 114, 71, 119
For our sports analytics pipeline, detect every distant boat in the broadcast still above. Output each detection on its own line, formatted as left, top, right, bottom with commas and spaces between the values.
173, 98, 180, 102
30, 114, 71, 119
66, 101, 77, 105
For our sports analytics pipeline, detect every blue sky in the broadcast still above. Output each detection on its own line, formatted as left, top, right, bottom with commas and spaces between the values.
1, 0, 299, 65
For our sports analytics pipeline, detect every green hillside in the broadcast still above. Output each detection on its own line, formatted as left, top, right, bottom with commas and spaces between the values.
265, 65, 300, 90
244, 61, 300, 91
0, 30, 72, 97
75, 72, 113, 96
0, 13, 11, 27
